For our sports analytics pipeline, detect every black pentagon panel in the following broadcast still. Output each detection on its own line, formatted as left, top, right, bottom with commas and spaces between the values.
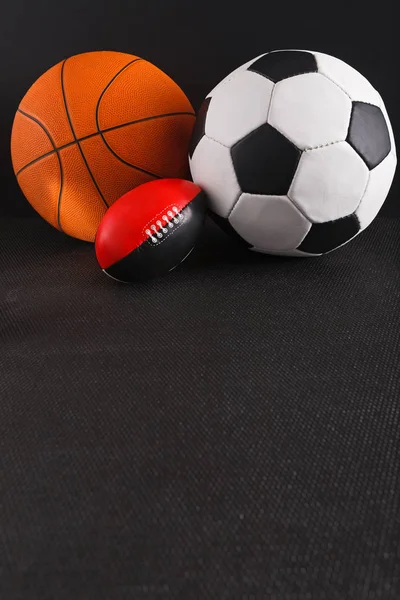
248, 50, 318, 83
346, 102, 391, 170
189, 97, 211, 159
298, 214, 360, 254
231, 123, 301, 196
210, 212, 251, 248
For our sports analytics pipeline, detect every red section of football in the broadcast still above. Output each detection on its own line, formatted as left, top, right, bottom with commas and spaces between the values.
95, 179, 207, 282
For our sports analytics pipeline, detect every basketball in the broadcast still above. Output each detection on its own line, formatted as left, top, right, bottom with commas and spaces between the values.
11, 51, 196, 242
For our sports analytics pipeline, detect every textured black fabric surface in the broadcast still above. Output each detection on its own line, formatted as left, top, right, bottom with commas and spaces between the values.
1, 216, 399, 599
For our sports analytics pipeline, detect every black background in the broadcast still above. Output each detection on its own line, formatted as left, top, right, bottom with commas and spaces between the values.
0, 0, 398, 216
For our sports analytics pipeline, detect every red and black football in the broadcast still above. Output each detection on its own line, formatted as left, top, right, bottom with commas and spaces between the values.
95, 179, 206, 282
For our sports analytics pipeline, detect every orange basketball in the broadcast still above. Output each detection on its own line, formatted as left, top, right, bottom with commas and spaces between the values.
11, 51, 196, 242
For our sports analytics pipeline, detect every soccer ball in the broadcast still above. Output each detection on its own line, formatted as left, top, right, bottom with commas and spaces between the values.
189, 50, 397, 256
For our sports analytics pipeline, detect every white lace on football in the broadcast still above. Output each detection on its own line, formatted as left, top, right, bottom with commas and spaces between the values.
163, 215, 174, 229
146, 207, 183, 244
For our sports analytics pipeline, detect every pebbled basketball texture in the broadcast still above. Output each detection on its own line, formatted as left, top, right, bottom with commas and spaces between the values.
11, 51, 196, 242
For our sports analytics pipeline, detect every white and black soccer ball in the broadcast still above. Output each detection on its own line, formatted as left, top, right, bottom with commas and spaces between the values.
189, 50, 397, 256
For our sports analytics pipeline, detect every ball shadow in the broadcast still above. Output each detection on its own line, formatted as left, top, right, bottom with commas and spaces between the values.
177, 216, 302, 274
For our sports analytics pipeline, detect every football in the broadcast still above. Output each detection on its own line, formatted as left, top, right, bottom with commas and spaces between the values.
95, 179, 206, 282
189, 50, 397, 256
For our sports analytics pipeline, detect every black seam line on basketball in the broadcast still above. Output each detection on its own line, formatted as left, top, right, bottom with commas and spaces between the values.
15, 112, 196, 177
17, 109, 64, 232
61, 58, 109, 208
100, 110, 195, 134
94, 58, 162, 178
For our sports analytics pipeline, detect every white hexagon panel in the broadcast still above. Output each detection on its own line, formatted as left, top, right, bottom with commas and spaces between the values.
204, 70, 274, 147
268, 73, 351, 150
229, 194, 311, 252
314, 51, 382, 106
289, 142, 369, 222
189, 136, 240, 218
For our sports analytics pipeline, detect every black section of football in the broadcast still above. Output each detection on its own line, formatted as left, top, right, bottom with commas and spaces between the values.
248, 51, 318, 82
231, 123, 301, 196
298, 214, 360, 254
210, 212, 252, 248
189, 98, 211, 159
104, 192, 207, 282
346, 102, 391, 170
